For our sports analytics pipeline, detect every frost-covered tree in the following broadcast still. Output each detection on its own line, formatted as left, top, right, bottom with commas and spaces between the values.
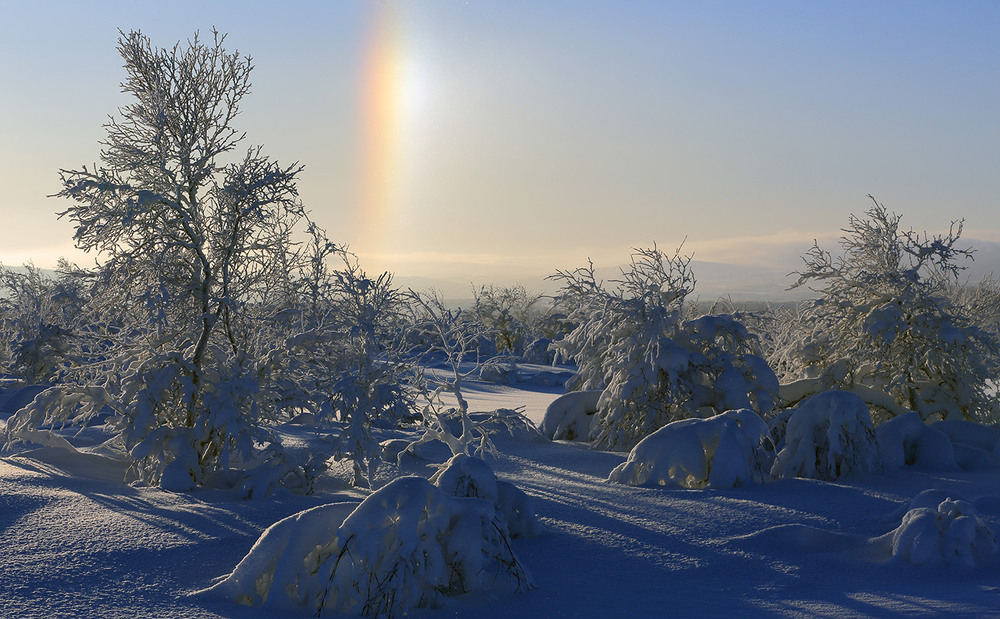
324, 256, 413, 487
7, 29, 318, 489
472, 284, 549, 358
0, 261, 89, 384
550, 245, 778, 449
782, 197, 1000, 424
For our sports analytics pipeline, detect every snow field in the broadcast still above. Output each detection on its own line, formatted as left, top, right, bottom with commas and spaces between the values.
3, 380, 1000, 617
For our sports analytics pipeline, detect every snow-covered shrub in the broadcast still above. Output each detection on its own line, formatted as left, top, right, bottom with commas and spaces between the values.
431, 453, 541, 537
203, 475, 532, 617
403, 406, 538, 463
324, 257, 414, 488
550, 245, 778, 449
781, 198, 1000, 424
521, 337, 555, 365
540, 389, 602, 441
266, 244, 415, 489
876, 412, 959, 471
608, 409, 768, 489
428, 455, 539, 539
931, 419, 1000, 453
0, 262, 87, 384
930, 419, 1000, 471
479, 354, 519, 385
888, 495, 998, 567
771, 391, 881, 480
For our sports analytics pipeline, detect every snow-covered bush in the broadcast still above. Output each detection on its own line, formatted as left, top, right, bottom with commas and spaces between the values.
431, 453, 541, 538
472, 283, 549, 358
540, 389, 601, 441
324, 256, 413, 487
203, 475, 532, 617
550, 245, 778, 449
608, 409, 768, 489
771, 390, 881, 480
0, 262, 87, 384
876, 412, 959, 471
888, 494, 998, 567
930, 419, 1000, 471
780, 198, 1000, 424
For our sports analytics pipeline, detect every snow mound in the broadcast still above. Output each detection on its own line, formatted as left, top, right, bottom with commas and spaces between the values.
608, 409, 767, 489
889, 496, 998, 567
431, 453, 541, 538
202, 475, 532, 616
876, 412, 959, 471
539, 390, 601, 441
930, 419, 1000, 471
732, 523, 863, 554
771, 390, 881, 480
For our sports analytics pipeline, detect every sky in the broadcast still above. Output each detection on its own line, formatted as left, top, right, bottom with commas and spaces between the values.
1, 1, 999, 297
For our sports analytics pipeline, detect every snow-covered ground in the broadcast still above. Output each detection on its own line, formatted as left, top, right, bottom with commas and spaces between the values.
3, 374, 1000, 618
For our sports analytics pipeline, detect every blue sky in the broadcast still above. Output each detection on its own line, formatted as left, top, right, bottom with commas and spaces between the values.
1, 1, 998, 294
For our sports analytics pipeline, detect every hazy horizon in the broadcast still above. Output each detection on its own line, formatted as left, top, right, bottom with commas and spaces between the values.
2, 1, 998, 289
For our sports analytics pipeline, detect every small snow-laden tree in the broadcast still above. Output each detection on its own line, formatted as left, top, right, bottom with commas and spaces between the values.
403, 291, 535, 460
0, 261, 90, 385
770, 390, 881, 481
608, 409, 769, 489
326, 256, 414, 488
550, 245, 778, 450
784, 197, 1000, 424
8, 29, 318, 489
885, 492, 998, 567
253, 246, 415, 490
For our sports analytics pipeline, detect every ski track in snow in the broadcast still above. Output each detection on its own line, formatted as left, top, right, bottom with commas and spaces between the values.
3, 381, 1000, 617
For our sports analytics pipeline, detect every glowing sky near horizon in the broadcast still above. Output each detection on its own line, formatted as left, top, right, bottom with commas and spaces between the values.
1, 1, 999, 293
